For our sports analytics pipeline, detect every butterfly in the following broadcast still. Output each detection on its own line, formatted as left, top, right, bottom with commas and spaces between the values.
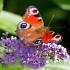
16, 5, 62, 46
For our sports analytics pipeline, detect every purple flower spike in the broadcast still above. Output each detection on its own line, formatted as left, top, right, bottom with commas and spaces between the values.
0, 32, 69, 69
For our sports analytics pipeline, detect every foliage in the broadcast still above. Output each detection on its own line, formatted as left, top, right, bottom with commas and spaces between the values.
0, 0, 3, 12
53, 0, 70, 10
0, 11, 22, 35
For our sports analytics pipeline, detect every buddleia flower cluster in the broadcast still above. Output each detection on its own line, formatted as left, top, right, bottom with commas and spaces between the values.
0, 32, 69, 69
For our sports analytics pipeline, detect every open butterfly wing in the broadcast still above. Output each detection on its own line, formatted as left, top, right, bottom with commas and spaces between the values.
23, 5, 44, 29
42, 31, 62, 43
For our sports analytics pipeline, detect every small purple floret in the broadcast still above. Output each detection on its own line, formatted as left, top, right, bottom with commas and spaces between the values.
0, 32, 69, 69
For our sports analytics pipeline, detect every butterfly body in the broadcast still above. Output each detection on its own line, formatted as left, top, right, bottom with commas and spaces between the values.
16, 5, 62, 46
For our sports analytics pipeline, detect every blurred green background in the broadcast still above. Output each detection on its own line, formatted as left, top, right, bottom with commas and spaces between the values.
0, 0, 70, 70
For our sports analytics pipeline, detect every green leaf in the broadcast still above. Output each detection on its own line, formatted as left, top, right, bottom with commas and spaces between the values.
53, 0, 70, 11
0, 11, 22, 35
0, 0, 3, 12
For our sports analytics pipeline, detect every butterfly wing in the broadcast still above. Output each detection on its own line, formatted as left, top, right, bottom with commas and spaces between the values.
16, 21, 48, 45
42, 31, 62, 43
16, 6, 46, 45
23, 5, 44, 29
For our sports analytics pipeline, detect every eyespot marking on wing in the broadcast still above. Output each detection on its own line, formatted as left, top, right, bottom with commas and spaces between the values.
17, 21, 32, 29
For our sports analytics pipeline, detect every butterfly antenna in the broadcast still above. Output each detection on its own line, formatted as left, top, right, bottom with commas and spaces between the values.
47, 15, 54, 27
